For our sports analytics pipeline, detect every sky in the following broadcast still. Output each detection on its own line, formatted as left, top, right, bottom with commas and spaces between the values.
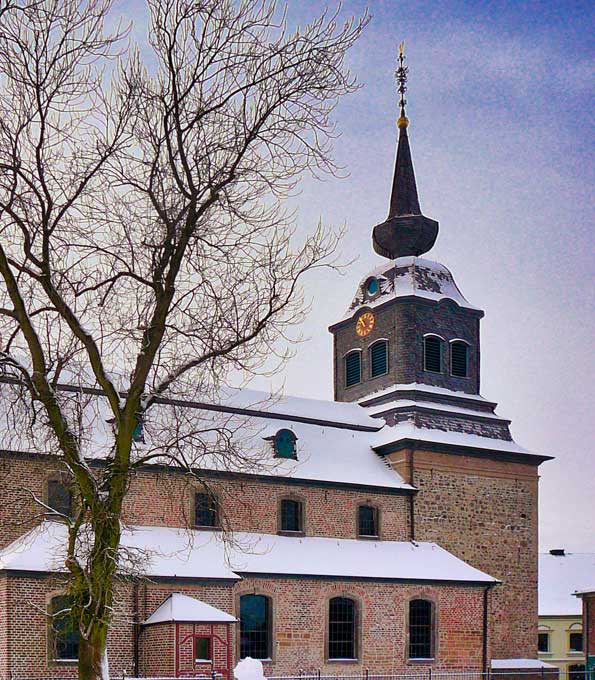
116, 0, 595, 552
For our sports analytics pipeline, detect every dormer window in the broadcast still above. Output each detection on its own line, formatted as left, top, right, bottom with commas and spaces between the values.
424, 335, 443, 373
132, 417, 145, 443
450, 340, 469, 378
365, 277, 379, 297
345, 350, 362, 387
273, 429, 297, 459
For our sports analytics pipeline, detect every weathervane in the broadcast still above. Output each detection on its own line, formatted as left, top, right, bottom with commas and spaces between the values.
395, 41, 409, 129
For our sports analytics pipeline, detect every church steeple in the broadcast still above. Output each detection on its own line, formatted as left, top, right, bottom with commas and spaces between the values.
373, 44, 439, 259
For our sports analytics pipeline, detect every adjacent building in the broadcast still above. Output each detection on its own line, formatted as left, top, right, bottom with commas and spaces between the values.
0, 58, 554, 678
538, 551, 595, 678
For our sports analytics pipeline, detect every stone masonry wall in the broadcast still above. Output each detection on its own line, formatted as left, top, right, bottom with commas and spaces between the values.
386, 448, 539, 660
333, 298, 481, 402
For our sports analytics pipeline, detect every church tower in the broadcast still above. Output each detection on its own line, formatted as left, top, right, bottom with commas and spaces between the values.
329, 46, 552, 663
329, 46, 483, 404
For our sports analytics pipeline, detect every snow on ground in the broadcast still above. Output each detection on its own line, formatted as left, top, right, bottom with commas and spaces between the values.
491, 659, 558, 669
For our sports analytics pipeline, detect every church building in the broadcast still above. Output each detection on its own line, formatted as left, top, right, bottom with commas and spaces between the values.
0, 55, 553, 679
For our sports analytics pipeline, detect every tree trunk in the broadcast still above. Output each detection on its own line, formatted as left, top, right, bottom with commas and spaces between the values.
78, 626, 109, 680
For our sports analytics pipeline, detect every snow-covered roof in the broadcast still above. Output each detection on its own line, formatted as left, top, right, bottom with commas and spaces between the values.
372, 421, 536, 457
491, 659, 557, 669
338, 257, 481, 323
144, 593, 237, 625
574, 587, 595, 597
364, 398, 506, 422
0, 384, 411, 492
360, 382, 492, 405
0, 522, 498, 585
539, 552, 595, 615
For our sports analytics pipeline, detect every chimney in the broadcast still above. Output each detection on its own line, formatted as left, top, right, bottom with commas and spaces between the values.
549, 549, 565, 556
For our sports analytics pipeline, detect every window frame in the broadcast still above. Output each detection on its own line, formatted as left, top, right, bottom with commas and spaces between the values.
356, 504, 380, 539
272, 428, 298, 460
278, 496, 305, 535
568, 630, 583, 653
194, 636, 212, 662
238, 593, 273, 661
46, 478, 73, 520
344, 349, 362, 388
326, 595, 359, 662
47, 594, 80, 665
450, 339, 470, 378
538, 631, 551, 653
407, 597, 436, 662
423, 334, 444, 374
193, 491, 220, 530
369, 339, 389, 378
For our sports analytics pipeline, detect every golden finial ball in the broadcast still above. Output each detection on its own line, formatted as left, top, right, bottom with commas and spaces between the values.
397, 115, 409, 129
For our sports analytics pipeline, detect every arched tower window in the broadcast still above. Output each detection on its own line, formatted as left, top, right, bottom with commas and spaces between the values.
409, 598, 435, 659
369, 340, 389, 377
345, 351, 362, 387
450, 340, 469, 377
273, 429, 297, 459
49, 595, 80, 661
328, 596, 358, 660
47, 480, 73, 519
239, 594, 271, 660
423, 335, 443, 373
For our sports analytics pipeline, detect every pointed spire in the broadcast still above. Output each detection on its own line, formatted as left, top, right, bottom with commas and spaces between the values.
372, 44, 439, 260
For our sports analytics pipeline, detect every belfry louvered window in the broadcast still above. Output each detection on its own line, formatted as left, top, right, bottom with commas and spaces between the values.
328, 597, 357, 660
409, 599, 434, 659
450, 341, 469, 377
424, 336, 443, 373
369, 340, 388, 377
345, 351, 361, 387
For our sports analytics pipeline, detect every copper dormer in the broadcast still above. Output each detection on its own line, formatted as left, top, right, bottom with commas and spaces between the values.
372, 44, 439, 259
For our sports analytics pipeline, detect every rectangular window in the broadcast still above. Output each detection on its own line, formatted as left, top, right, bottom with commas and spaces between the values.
538, 632, 550, 653
47, 480, 72, 518
50, 595, 80, 661
240, 594, 270, 660
195, 637, 211, 661
195, 492, 219, 528
357, 505, 378, 537
569, 632, 583, 652
370, 341, 388, 377
328, 597, 356, 660
450, 341, 469, 377
409, 599, 433, 659
280, 499, 302, 532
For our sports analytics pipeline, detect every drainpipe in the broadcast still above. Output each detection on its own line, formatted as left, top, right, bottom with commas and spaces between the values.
133, 581, 140, 676
482, 585, 492, 674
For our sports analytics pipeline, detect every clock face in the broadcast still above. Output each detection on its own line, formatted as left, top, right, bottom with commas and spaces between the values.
356, 312, 375, 337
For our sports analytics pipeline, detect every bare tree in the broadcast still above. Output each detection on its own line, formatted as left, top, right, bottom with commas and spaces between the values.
0, 0, 366, 677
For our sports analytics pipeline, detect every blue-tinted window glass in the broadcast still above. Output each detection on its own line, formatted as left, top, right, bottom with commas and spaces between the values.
366, 278, 379, 296
240, 594, 270, 659
51, 596, 80, 661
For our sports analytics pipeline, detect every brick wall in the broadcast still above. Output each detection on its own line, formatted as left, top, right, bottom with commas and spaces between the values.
0, 574, 7, 676
387, 448, 539, 659
584, 594, 595, 655
2, 573, 487, 676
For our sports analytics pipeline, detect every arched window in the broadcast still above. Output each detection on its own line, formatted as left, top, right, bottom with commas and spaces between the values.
49, 595, 80, 661
357, 505, 378, 538
345, 351, 361, 387
239, 594, 271, 660
328, 596, 357, 660
369, 340, 388, 377
47, 480, 72, 519
194, 492, 220, 528
450, 340, 469, 377
409, 599, 434, 659
273, 429, 297, 459
279, 498, 303, 533
424, 335, 443, 373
